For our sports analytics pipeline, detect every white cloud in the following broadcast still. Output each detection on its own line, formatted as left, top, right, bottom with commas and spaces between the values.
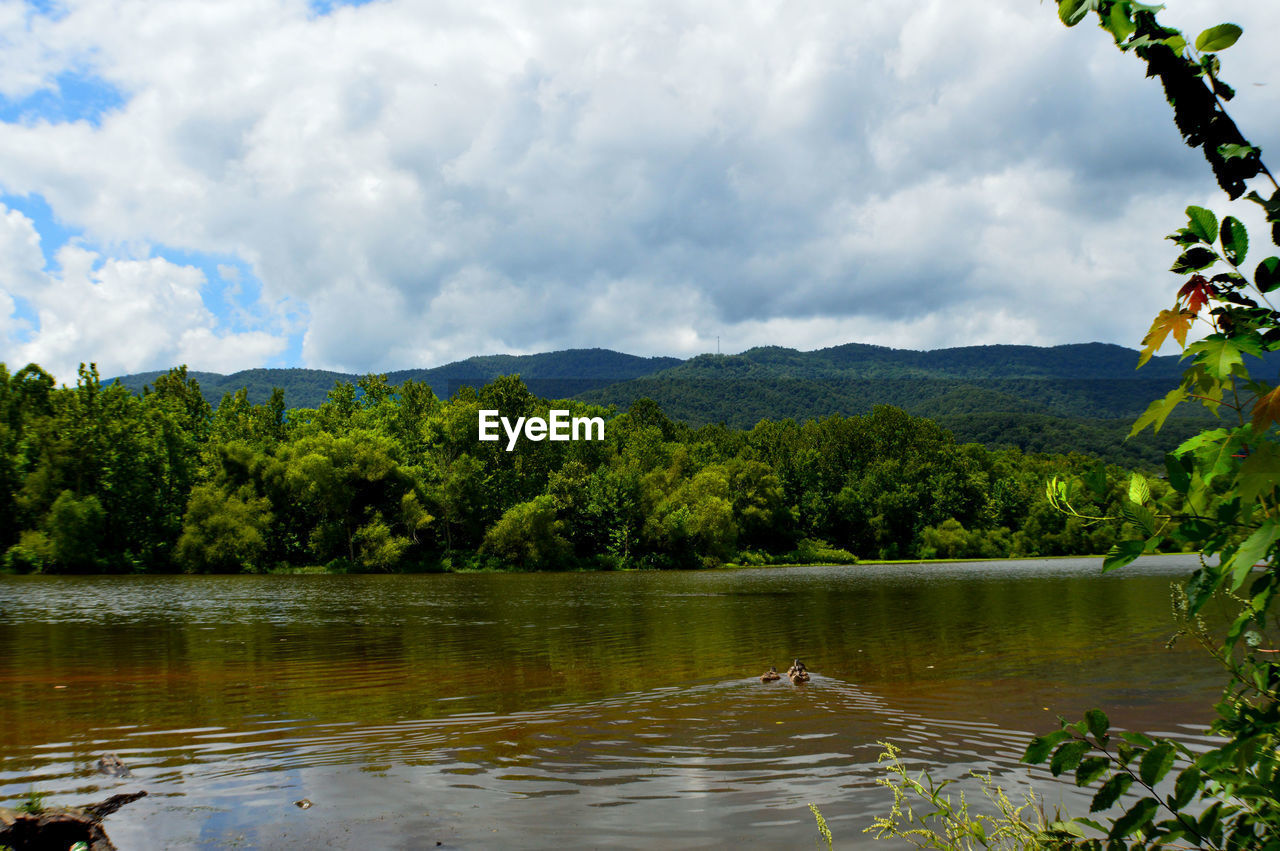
0, 204, 285, 381
0, 202, 45, 290
0, 0, 1277, 375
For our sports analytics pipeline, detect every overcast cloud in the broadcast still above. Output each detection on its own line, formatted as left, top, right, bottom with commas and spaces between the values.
1, 0, 1278, 381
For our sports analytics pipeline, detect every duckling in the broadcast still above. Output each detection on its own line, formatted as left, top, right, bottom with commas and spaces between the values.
760, 666, 781, 682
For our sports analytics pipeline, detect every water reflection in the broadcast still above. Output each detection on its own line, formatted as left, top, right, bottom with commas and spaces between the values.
0, 556, 1222, 847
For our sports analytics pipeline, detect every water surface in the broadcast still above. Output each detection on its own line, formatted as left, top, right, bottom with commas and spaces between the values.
0, 556, 1224, 847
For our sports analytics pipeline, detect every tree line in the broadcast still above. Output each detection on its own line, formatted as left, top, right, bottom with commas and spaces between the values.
0, 361, 1159, 574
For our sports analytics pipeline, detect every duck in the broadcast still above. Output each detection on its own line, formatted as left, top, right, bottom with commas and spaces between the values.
760, 666, 781, 682
787, 659, 810, 683
96, 753, 131, 777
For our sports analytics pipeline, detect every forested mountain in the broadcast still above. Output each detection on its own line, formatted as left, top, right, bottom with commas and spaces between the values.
108, 341, 1280, 467
573, 343, 1280, 466
576, 342, 1218, 421
112, 349, 682, 407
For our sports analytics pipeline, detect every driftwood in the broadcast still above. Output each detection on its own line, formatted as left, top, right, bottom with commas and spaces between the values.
0, 791, 146, 851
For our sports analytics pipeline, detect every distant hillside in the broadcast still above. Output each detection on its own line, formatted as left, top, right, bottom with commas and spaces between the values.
573, 342, 1246, 423
109, 341, 1280, 467
572, 342, 1280, 467
111, 349, 682, 408
692, 342, 1190, 381
111, 367, 354, 409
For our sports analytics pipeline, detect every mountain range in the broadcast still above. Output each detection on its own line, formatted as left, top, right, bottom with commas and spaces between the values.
111, 342, 1279, 468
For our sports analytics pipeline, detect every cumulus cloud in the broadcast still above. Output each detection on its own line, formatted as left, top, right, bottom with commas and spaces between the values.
0, 204, 285, 381
1, 0, 1278, 376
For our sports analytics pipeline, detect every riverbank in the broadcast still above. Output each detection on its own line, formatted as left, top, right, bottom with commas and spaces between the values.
6, 549, 1198, 576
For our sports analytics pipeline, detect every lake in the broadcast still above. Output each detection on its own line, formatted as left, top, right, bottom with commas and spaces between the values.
0, 555, 1223, 848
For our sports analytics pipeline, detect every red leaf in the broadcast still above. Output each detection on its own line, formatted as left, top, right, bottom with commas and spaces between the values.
1178, 275, 1211, 315
1253, 386, 1280, 432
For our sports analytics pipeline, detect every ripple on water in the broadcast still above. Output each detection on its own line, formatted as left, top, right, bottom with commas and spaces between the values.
0, 558, 1220, 847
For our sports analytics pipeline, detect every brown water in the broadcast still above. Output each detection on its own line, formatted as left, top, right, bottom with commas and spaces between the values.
0, 556, 1223, 848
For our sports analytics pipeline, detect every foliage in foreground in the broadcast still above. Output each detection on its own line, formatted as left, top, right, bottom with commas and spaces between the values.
872, 2, 1280, 848
866, 742, 1078, 849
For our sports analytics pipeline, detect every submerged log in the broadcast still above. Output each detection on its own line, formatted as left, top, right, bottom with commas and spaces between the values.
0, 790, 146, 851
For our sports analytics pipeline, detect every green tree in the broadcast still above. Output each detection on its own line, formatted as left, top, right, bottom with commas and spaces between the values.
481, 494, 572, 569
175, 483, 273, 573
43, 490, 106, 572
277, 430, 419, 568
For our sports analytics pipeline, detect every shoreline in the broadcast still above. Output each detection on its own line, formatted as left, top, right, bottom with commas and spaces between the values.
0, 551, 1200, 577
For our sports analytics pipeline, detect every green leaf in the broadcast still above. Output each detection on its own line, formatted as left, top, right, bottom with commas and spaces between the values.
1227, 521, 1279, 590
1219, 143, 1258, 161
1186, 565, 1224, 615
1195, 23, 1242, 52
1176, 426, 1246, 488
1091, 773, 1133, 813
1173, 518, 1213, 545
1121, 500, 1157, 537
1171, 246, 1218, 273
1130, 388, 1187, 437
1076, 756, 1109, 787
1220, 216, 1248, 265
1197, 802, 1223, 838
1051, 740, 1092, 776
1226, 610, 1253, 647
1085, 708, 1110, 742
1155, 822, 1191, 843
1104, 540, 1145, 572
1239, 443, 1280, 505
1164, 453, 1191, 494
1175, 428, 1229, 456
1139, 742, 1176, 786
1119, 731, 1156, 747
1186, 206, 1218, 243
1127, 473, 1151, 505
1109, 797, 1159, 839
1073, 817, 1107, 833
1058, 0, 1097, 26
1024, 730, 1073, 764
1046, 819, 1086, 838
1101, 3, 1135, 43
1185, 336, 1258, 381
1256, 257, 1280, 293
1171, 766, 1201, 810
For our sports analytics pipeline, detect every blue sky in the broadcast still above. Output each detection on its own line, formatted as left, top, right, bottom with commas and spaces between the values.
1, 0, 1278, 382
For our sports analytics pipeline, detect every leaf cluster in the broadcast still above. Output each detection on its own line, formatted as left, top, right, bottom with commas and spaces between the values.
1021, 708, 1280, 848
1027, 4, 1280, 848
